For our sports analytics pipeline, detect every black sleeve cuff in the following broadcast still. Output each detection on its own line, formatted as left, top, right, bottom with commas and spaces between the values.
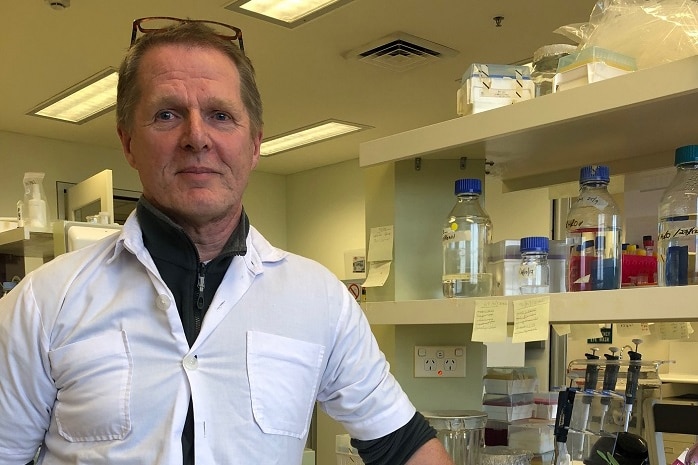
350, 411, 437, 465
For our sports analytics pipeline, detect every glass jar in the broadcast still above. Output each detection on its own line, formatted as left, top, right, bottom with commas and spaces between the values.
422, 410, 487, 465
531, 44, 576, 96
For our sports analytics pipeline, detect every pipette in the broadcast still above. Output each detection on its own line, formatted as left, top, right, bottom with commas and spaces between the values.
623, 339, 643, 432
599, 346, 620, 432
553, 388, 576, 465
581, 348, 600, 432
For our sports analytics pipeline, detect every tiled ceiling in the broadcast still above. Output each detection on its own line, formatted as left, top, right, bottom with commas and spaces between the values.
0, 0, 595, 175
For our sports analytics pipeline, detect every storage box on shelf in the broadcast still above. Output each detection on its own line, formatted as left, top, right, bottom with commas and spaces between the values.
336, 434, 364, 465
483, 367, 539, 446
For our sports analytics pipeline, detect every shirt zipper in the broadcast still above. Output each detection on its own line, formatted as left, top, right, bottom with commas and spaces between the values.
195, 262, 206, 336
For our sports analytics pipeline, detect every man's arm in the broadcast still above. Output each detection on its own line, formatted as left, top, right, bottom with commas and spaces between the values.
405, 438, 455, 465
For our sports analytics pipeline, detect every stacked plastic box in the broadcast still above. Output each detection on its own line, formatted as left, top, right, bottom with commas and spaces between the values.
336, 434, 365, 465
482, 368, 558, 465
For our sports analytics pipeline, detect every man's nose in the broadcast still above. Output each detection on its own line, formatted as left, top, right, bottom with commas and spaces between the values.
181, 113, 210, 151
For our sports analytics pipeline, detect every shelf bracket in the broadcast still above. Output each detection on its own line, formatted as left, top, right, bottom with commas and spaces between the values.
414, 157, 421, 171
460, 157, 467, 170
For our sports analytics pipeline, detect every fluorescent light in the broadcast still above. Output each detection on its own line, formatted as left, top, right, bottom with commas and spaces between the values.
225, 0, 354, 28
261, 120, 369, 156
29, 68, 118, 124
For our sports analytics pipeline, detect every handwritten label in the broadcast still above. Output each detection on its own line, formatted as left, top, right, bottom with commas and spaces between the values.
471, 299, 508, 342
655, 322, 693, 340
512, 296, 550, 343
616, 323, 651, 337
362, 260, 391, 288
367, 226, 394, 262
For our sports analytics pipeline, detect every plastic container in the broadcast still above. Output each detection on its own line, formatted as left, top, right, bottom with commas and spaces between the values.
423, 410, 487, 465
335, 434, 365, 465
518, 236, 550, 294
22, 172, 48, 231
658, 145, 698, 286
565, 165, 622, 291
442, 178, 493, 298
531, 44, 576, 97
483, 367, 539, 395
507, 420, 555, 454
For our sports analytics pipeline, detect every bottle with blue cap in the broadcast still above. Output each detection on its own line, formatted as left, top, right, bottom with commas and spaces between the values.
442, 178, 493, 298
565, 165, 622, 291
519, 236, 550, 294
658, 145, 698, 286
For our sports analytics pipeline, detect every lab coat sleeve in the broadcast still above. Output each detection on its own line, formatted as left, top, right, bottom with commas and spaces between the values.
315, 281, 415, 441
0, 277, 56, 462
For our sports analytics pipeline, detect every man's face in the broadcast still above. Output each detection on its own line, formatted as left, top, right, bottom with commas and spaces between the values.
117, 44, 262, 227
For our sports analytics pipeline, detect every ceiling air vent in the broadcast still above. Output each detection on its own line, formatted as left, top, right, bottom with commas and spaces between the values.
346, 32, 458, 72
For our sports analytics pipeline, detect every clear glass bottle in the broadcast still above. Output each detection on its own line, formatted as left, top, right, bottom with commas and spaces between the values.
658, 145, 698, 286
442, 178, 493, 298
519, 236, 550, 294
565, 165, 622, 292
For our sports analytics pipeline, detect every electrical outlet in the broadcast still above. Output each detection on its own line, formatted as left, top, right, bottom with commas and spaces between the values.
414, 346, 466, 377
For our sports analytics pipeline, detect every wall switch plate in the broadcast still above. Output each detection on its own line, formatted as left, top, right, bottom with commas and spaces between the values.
414, 345, 466, 377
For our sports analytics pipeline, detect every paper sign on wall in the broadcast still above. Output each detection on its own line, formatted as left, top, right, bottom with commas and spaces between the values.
654, 322, 694, 340
362, 261, 391, 288
512, 296, 550, 343
616, 323, 652, 337
363, 226, 394, 288
471, 299, 509, 342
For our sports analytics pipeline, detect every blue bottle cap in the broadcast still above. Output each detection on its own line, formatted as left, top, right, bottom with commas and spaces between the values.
579, 165, 610, 184
674, 145, 698, 165
595, 235, 605, 249
520, 236, 549, 253
454, 178, 482, 195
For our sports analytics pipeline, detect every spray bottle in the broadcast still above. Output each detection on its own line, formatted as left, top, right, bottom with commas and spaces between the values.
22, 172, 48, 230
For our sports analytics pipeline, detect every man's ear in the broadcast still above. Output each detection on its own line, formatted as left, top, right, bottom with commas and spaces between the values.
117, 126, 137, 169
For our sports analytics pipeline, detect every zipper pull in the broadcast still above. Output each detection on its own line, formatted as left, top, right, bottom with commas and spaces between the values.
197, 264, 206, 310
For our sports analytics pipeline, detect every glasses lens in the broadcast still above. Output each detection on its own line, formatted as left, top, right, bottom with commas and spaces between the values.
139, 18, 239, 39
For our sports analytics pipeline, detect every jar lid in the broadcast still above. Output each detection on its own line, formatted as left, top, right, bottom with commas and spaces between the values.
454, 178, 482, 195
422, 410, 487, 430
520, 236, 549, 253
533, 44, 577, 64
579, 165, 610, 184
675, 145, 698, 165
482, 446, 533, 465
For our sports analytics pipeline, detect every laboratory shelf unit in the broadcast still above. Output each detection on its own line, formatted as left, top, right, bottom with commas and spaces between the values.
359, 55, 698, 327
359, 55, 698, 192
0, 226, 53, 260
363, 286, 698, 325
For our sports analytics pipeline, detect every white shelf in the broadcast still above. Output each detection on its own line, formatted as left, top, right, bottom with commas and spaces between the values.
359, 55, 698, 192
363, 286, 698, 325
0, 227, 54, 259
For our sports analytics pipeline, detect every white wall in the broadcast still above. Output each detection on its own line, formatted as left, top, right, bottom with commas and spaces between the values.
285, 158, 365, 278
0, 130, 287, 246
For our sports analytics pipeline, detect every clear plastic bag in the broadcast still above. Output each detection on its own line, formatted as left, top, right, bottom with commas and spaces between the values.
555, 0, 698, 69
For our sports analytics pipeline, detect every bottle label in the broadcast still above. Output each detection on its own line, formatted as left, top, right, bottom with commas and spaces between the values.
659, 226, 698, 241
575, 194, 609, 210
519, 264, 537, 278
443, 227, 472, 243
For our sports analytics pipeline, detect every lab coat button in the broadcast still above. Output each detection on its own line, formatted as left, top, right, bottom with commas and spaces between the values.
156, 294, 171, 310
183, 356, 198, 370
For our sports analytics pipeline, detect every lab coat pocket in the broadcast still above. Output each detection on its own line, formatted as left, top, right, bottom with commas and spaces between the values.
48, 331, 133, 442
247, 331, 325, 439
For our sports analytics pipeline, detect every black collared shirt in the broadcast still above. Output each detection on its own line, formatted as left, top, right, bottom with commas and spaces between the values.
137, 197, 248, 464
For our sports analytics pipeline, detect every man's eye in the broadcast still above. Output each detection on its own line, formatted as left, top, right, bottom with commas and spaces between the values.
213, 112, 231, 121
156, 111, 175, 120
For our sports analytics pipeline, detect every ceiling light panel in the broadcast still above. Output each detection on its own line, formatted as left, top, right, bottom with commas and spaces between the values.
261, 120, 370, 156
29, 68, 118, 124
225, 0, 354, 28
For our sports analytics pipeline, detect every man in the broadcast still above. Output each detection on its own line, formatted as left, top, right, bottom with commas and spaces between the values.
0, 20, 454, 465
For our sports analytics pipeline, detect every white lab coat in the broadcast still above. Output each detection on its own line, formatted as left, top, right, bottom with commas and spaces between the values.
0, 214, 415, 464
